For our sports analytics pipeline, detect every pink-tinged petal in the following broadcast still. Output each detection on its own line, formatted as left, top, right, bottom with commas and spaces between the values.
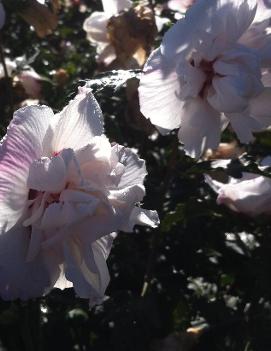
0, 225, 59, 300
206, 172, 271, 215
139, 48, 182, 133
27, 155, 67, 193
226, 111, 262, 143
177, 98, 221, 158
52, 87, 104, 153
0, 105, 53, 230
101, 0, 132, 16
83, 12, 109, 43
249, 87, 271, 127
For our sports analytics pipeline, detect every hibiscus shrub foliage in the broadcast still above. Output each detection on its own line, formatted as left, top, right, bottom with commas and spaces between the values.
1, 1, 271, 351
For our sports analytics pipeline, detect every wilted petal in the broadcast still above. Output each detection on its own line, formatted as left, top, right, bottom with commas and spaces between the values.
178, 98, 221, 158
52, 87, 104, 153
139, 48, 182, 133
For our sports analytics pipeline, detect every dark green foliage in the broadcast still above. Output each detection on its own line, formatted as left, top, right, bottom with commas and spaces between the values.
1, 1, 271, 351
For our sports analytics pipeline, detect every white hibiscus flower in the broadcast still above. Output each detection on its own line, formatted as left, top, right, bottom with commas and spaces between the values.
139, 0, 271, 158
0, 86, 159, 304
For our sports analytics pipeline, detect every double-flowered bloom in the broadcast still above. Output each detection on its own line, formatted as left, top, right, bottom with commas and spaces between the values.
139, 0, 271, 158
0, 87, 158, 304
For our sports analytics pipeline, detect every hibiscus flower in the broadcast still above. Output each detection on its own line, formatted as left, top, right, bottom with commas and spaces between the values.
205, 172, 271, 216
139, 0, 271, 158
0, 86, 159, 304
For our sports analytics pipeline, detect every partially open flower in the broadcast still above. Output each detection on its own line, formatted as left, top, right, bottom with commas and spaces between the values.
205, 172, 271, 216
139, 0, 271, 158
0, 87, 159, 304
19, 0, 58, 38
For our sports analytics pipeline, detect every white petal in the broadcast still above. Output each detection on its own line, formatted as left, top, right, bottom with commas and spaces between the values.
178, 98, 221, 158
52, 87, 104, 153
139, 48, 182, 133
27, 155, 67, 193
112, 145, 147, 188
162, 0, 257, 61
101, 0, 132, 15
208, 76, 249, 113
83, 12, 109, 43
63, 238, 112, 304
226, 111, 262, 143
0, 225, 59, 300
211, 173, 271, 215
0, 106, 53, 230
249, 87, 271, 127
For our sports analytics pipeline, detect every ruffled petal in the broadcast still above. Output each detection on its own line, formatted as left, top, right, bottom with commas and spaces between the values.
112, 145, 147, 188
52, 87, 104, 153
0, 105, 53, 230
139, 48, 183, 133
178, 98, 221, 158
